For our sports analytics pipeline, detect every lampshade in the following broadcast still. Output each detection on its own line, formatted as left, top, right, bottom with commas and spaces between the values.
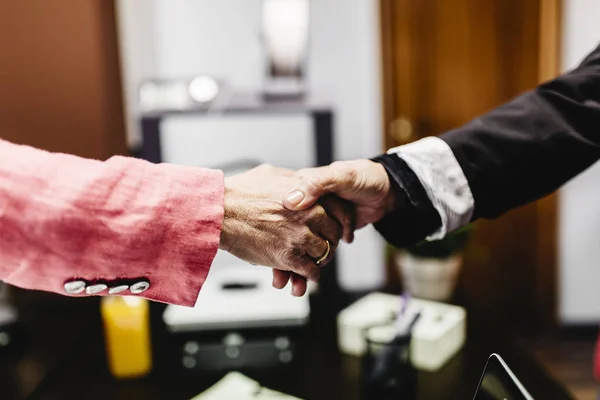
262, 0, 309, 87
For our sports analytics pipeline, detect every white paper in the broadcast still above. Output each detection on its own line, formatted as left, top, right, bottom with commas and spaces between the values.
191, 372, 303, 400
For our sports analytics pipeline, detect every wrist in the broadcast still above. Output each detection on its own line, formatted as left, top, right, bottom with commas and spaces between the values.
369, 157, 408, 215
219, 179, 236, 251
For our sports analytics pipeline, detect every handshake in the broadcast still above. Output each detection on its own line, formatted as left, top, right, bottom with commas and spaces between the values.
219, 159, 399, 297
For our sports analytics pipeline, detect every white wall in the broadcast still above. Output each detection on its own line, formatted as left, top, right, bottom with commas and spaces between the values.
115, 0, 386, 291
115, 0, 157, 149
558, 0, 600, 324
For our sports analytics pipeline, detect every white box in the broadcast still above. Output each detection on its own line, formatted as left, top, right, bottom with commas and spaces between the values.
337, 292, 466, 371
163, 262, 310, 332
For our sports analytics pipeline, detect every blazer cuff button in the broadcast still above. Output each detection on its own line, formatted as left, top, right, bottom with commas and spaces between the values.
108, 285, 129, 295
85, 284, 108, 295
130, 280, 150, 294
64, 280, 86, 294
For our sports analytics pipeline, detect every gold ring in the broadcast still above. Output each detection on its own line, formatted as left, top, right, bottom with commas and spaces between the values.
315, 240, 331, 265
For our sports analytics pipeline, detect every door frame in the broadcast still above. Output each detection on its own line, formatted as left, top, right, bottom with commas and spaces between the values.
534, 0, 562, 328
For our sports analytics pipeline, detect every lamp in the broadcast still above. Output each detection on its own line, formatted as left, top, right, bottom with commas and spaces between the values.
261, 0, 310, 99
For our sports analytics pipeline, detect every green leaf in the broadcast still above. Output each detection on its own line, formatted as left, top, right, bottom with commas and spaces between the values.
403, 224, 474, 259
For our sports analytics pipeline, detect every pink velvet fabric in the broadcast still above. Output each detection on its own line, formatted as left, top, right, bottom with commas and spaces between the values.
0, 138, 224, 306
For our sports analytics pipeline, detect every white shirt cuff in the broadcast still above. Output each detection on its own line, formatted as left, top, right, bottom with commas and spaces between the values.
387, 136, 474, 240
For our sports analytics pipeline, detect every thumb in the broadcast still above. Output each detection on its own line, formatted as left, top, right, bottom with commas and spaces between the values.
283, 164, 355, 211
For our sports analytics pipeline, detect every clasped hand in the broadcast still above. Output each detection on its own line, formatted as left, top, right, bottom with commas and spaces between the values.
219, 160, 396, 296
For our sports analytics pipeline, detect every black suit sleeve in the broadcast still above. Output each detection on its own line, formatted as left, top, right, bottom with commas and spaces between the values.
370, 154, 442, 248
441, 43, 600, 220
369, 43, 600, 247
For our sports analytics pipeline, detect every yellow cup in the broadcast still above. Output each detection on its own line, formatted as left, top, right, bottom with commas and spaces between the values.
100, 296, 152, 379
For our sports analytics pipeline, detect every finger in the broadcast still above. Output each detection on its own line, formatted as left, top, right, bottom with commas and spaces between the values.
304, 205, 340, 265
305, 232, 332, 263
272, 269, 291, 289
283, 162, 357, 211
290, 257, 321, 282
319, 195, 356, 243
306, 206, 342, 249
291, 273, 307, 297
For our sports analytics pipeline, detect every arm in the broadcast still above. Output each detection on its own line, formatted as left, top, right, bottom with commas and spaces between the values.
375, 42, 600, 243
283, 43, 600, 247
0, 139, 349, 304
441, 43, 600, 220
0, 138, 224, 306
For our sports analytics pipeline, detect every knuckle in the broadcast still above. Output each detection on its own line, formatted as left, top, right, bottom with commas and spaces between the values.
282, 244, 293, 256
295, 168, 310, 178
288, 238, 301, 253
333, 161, 355, 181
309, 205, 327, 221
343, 168, 357, 183
301, 229, 314, 247
330, 161, 346, 170
283, 249, 298, 270
257, 163, 273, 171
289, 229, 310, 250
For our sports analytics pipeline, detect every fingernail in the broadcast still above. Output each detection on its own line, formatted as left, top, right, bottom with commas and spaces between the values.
286, 190, 305, 206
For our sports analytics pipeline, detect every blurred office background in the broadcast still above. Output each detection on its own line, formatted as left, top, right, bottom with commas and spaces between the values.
1, 0, 600, 399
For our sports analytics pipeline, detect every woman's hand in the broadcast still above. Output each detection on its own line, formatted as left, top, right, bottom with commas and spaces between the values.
219, 165, 354, 296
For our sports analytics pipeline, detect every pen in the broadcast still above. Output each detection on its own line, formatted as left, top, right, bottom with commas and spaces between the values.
395, 292, 409, 327
369, 311, 421, 384
395, 292, 413, 335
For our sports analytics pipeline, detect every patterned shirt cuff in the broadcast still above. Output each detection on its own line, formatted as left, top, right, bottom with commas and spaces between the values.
387, 136, 474, 239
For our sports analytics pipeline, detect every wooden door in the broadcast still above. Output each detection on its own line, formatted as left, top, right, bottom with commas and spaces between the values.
380, 0, 561, 328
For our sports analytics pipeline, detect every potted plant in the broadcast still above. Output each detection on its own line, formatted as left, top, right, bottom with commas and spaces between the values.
395, 224, 473, 302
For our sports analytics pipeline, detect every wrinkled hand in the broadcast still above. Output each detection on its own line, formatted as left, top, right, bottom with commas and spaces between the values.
283, 160, 398, 238
219, 164, 353, 296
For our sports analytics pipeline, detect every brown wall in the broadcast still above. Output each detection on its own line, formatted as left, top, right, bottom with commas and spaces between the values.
0, 1, 126, 160
0, 1, 127, 307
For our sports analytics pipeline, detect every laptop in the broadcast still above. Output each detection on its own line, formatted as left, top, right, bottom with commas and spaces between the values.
473, 353, 534, 400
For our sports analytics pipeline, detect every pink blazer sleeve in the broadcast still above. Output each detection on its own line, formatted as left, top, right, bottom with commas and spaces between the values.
0, 138, 224, 307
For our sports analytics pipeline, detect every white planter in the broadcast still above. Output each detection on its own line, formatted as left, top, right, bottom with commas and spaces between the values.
396, 251, 463, 302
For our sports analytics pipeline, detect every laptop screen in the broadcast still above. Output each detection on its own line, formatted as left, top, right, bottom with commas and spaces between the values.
473, 354, 534, 400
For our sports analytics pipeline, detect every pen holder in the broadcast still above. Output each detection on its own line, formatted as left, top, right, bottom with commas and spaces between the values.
360, 324, 417, 399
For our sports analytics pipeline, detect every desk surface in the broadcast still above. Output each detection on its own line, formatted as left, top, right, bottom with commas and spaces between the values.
0, 294, 573, 400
